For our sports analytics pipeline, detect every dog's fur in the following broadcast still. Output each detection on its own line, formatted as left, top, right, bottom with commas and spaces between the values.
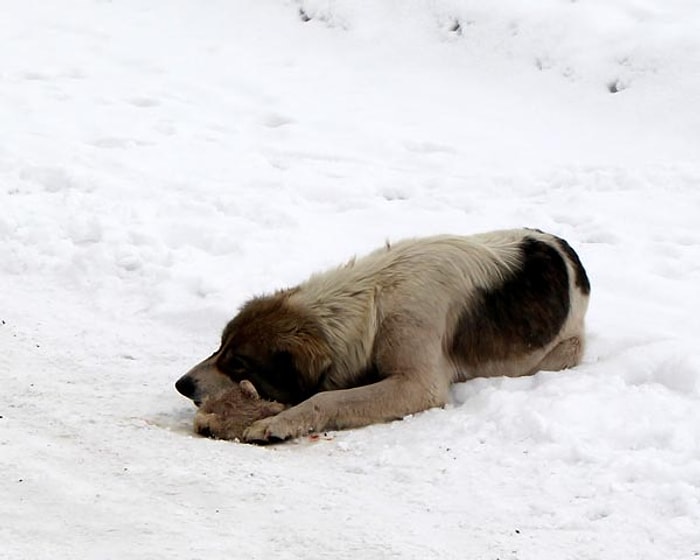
176, 229, 590, 443
193, 380, 287, 441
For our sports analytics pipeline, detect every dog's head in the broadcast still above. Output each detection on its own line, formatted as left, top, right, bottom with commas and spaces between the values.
175, 292, 332, 406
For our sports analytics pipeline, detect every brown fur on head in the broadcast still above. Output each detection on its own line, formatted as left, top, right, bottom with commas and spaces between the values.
218, 292, 333, 400
193, 380, 287, 442
175, 291, 333, 408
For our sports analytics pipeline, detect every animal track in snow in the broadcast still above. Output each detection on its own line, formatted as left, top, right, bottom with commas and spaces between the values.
128, 96, 161, 108
260, 112, 295, 128
19, 166, 81, 193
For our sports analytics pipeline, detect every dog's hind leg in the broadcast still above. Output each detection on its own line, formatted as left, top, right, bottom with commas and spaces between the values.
536, 336, 584, 372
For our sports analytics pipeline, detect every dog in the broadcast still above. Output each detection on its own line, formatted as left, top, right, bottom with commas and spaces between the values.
175, 228, 590, 443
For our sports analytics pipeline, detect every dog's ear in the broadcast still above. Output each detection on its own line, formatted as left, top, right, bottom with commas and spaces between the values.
239, 379, 260, 400
285, 337, 332, 387
234, 297, 333, 399
275, 327, 332, 393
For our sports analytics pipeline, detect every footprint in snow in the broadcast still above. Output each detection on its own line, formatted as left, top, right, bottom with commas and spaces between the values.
128, 96, 161, 108
22, 71, 51, 81
20, 165, 80, 193
404, 140, 456, 155
89, 137, 153, 149
261, 113, 295, 128
90, 137, 131, 149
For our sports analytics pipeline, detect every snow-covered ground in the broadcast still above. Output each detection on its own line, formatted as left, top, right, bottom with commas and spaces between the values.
2, 1, 700, 558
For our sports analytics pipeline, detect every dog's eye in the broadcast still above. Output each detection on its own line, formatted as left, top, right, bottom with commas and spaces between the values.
230, 356, 249, 371
218, 350, 250, 375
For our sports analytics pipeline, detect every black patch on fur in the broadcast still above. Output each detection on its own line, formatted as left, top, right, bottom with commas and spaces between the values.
554, 237, 590, 295
451, 237, 571, 367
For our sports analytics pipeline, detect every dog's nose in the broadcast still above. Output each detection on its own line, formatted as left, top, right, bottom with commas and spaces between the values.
175, 375, 196, 399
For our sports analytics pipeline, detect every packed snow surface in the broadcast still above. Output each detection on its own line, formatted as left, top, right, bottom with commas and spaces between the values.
2, 1, 700, 558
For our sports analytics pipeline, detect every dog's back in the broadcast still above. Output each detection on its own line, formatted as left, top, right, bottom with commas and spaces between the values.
291, 228, 589, 385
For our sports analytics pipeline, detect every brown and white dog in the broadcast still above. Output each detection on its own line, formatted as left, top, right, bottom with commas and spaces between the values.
175, 228, 590, 443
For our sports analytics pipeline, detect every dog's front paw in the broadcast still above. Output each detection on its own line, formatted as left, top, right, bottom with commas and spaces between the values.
193, 411, 227, 439
242, 414, 312, 444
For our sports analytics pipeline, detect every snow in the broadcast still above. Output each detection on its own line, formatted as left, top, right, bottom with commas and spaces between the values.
2, 0, 700, 558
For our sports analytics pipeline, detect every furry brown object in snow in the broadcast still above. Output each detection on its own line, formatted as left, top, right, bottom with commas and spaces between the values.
193, 380, 287, 442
